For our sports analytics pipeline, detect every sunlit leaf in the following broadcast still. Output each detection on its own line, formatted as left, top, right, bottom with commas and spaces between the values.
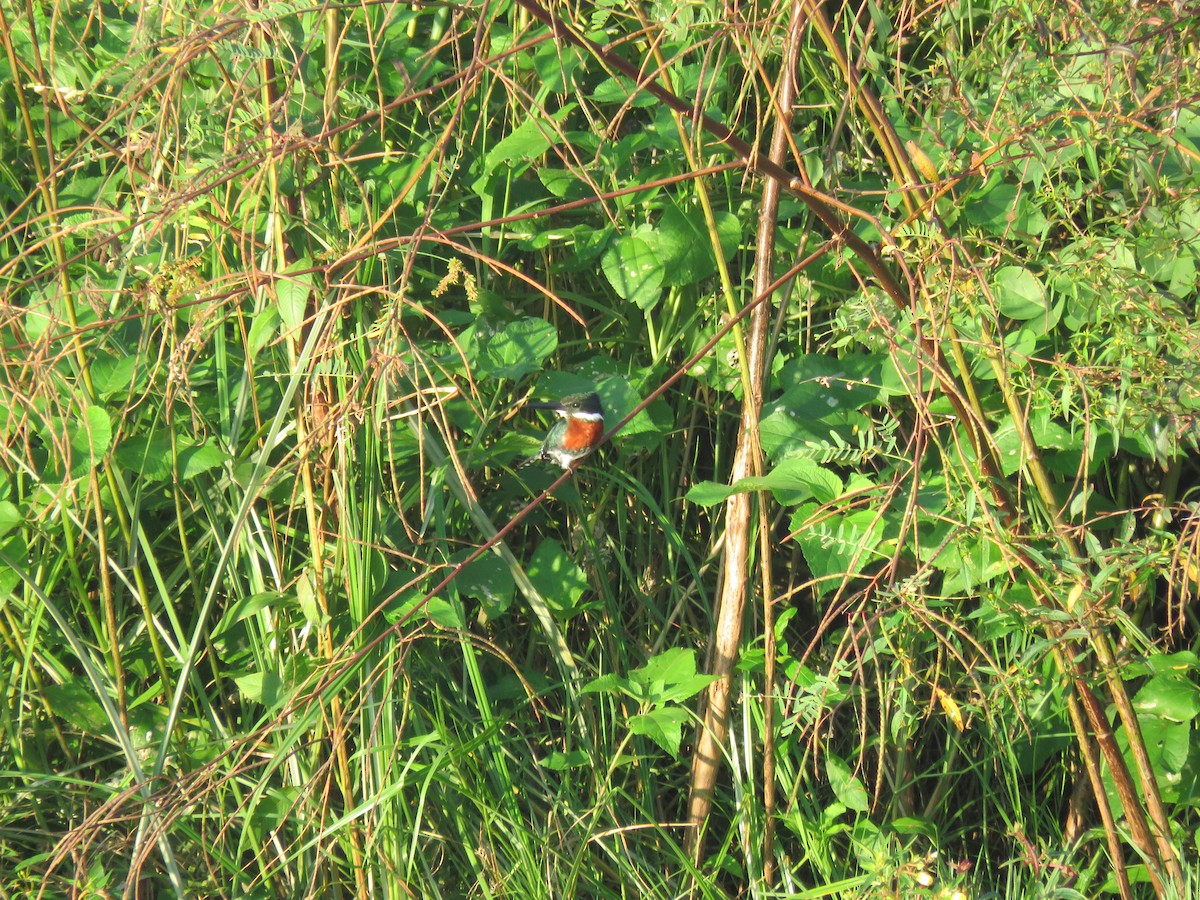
993, 266, 1047, 320
602, 232, 663, 310
276, 262, 313, 334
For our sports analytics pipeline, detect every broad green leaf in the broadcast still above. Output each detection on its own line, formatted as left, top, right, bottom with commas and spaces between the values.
1132, 674, 1200, 723
69, 407, 112, 477
247, 306, 281, 358
0, 501, 21, 539
521, 43, 582, 93
888, 817, 937, 838
425, 596, 466, 629
591, 74, 654, 106
1167, 254, 1197, 297
527, 539, 590, 618
596, 378, 665, 441
233, 669, 287, 710
483, 106, 573, 173
1146, 651, 1200, 675
780, 352, 891, 405
937, 533, 1014, 595
1139, 715, 1191, 773
212, 591, 282, 639
601, 232, 662, 310
41, 679, 109, 732
964, 180, 1018, 229
993, 266, 1047, 320
276, 262, 313, 335
631, 648, 716, 704
114, 432, 174, 481
686, 457, 843, 507
178, 438, 230, 480
538, 168, 585, 199
457, 553, 514, 618
483, 317, 557, 380
757, 354, 881, 458
655, 204, 740, 286
1139, 236, 1185, 283
760, 396, 871, 462
826, 754, 869, 812
90, 354, 139, 398
540, 751, 591, 771
58, 173, 116, 207
582, 650, 714, 706
791, 504, 885, 597
581, 673, 623, 695
629, 707, 690, 756
296, 571, 323, 627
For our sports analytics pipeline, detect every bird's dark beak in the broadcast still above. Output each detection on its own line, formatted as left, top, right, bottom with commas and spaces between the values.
527, 399, 564, 412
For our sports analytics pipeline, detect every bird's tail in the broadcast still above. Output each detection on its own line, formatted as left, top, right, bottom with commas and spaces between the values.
517, 451, 546, 469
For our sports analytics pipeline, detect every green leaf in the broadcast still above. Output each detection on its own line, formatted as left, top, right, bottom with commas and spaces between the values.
686, 457, 844, 507
276, 262, 313, 335
791, 503, 885, 597
630, 648, 716, 704
233, 668, 288, 710
540, 750, 591, 771
759, 366, 876, 460
114, 432, 173, 481
457, 553, 514, 618
655, 203, 740, 286
213, 591, 282, 638
937, 533, 1014, 594
965, 181, 1018, 229
591, 74, 653, 106
993, 266, 1047, 320
90, 354, 139, 399
888, 817, 937, 839
425, 596, 466, 629
596, 378, 666, 442
581, 673, 623, 695
483, 107, 573, 173
178, 438, 230, 480
582, 649, 715, 707
247, 306, 281, 358
538, 168, 586, 199
68, 407, 112, 477
601, 232, 663, 310
526, 539, 591, 618
1132, 674, 1200, 723
0, 501, 21, 540
41, 679, 109, 732
826, 753, 869, 812
629, 706, 690, 756
483, 317, 558, 380
1130, 714, 1191, 779
296, 572, 323, 627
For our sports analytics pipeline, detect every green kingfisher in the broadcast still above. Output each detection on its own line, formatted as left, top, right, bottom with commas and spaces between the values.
523, 391, 605, 469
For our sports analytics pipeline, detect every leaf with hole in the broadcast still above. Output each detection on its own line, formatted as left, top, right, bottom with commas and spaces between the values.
601, 231, 663, 310
456, 553, 514, 619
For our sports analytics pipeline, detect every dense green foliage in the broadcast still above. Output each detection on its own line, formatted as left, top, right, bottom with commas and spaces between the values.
2, 0, 1199, 896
